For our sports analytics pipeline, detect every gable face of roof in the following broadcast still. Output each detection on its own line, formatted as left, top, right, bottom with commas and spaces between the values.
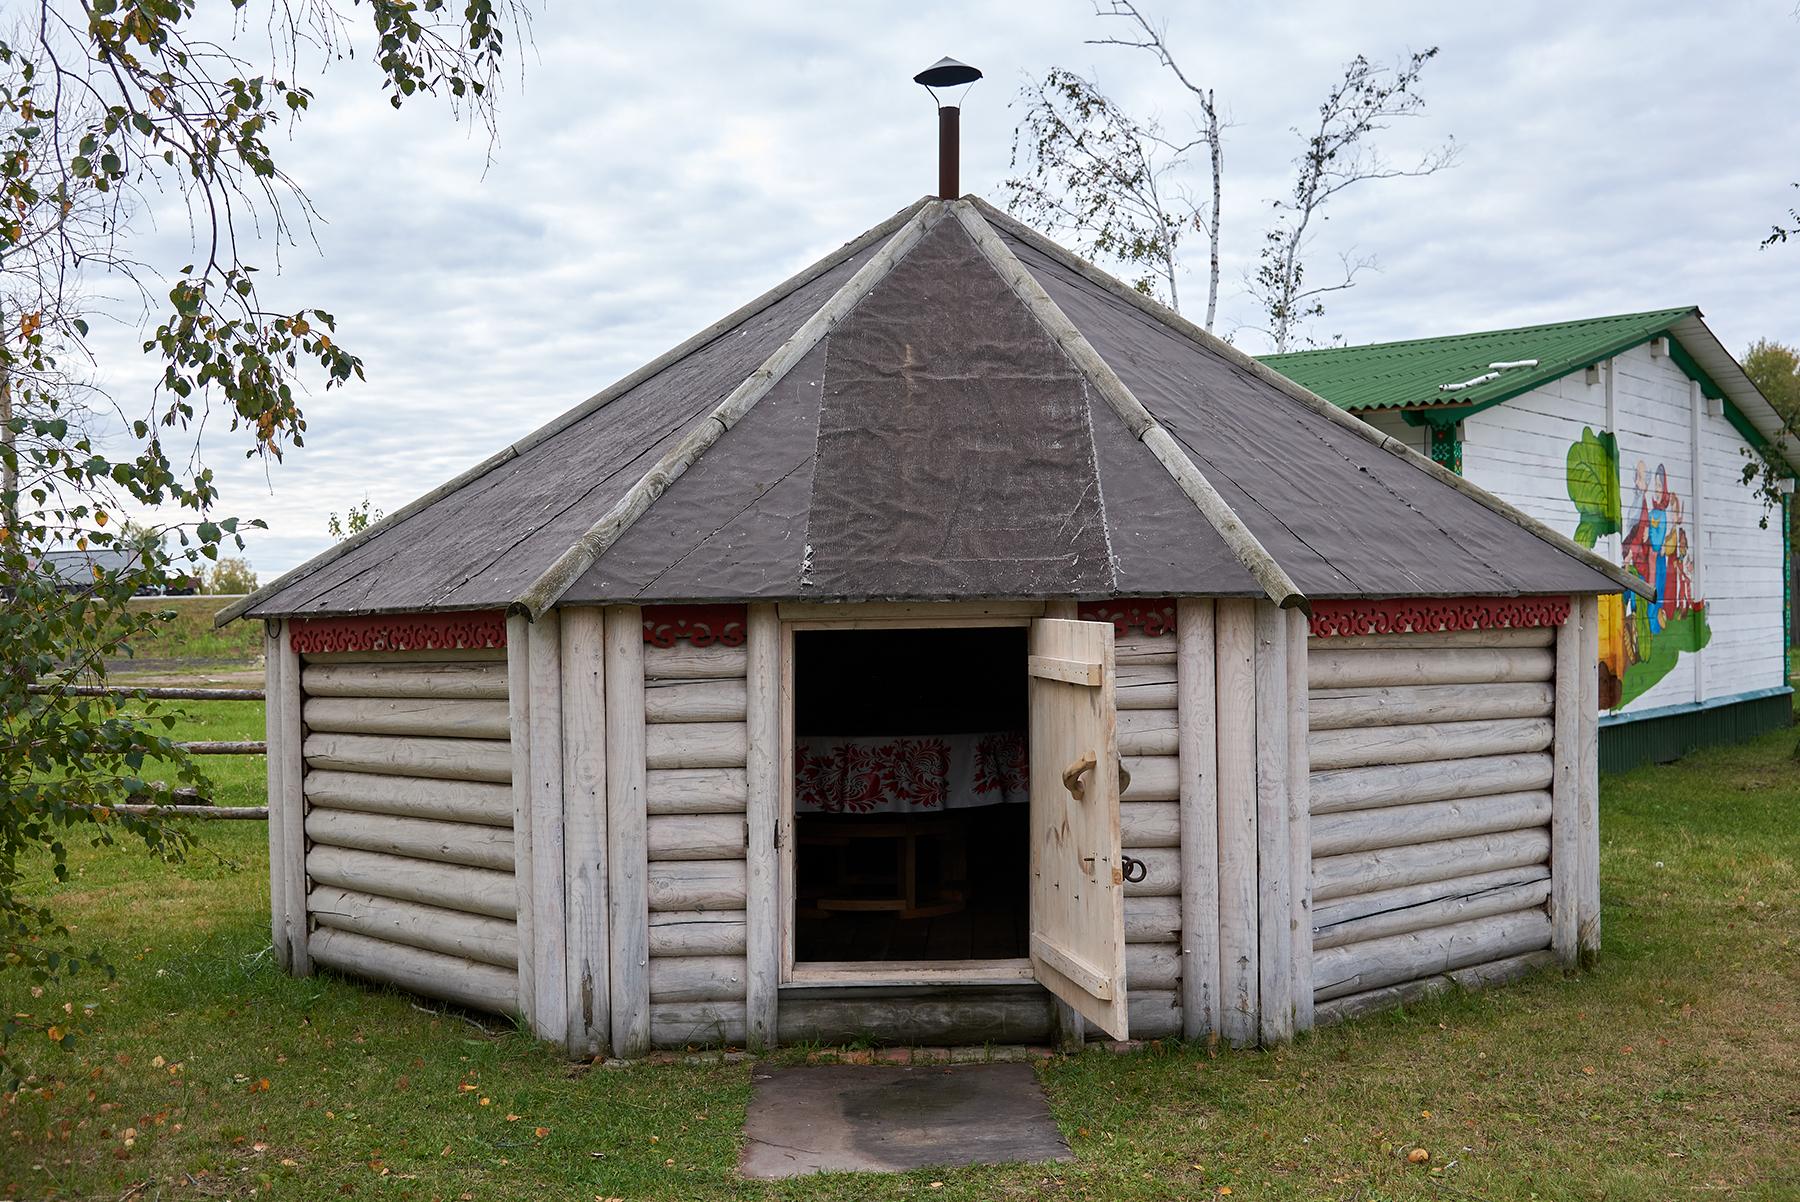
1257, 309, 1697, 413
230, 197, 1641, 624
568, 214, 1259, 603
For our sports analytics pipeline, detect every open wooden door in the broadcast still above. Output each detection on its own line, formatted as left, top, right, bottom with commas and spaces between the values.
1028, 618, 1129, 1040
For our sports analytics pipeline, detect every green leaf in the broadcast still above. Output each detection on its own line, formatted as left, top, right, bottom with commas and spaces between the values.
1566, 427, 1621, 549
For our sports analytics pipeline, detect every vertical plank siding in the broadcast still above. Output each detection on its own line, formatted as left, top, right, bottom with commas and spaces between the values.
296, 642, 518, 1014
1307, 627, 1560, 1025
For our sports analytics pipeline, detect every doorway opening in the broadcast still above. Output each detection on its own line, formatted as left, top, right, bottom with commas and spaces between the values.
791, 626, 1029, 966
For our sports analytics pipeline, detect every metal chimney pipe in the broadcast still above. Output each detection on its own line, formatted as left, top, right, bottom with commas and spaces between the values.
913, 57, 981, 201
938, 105, 960, 199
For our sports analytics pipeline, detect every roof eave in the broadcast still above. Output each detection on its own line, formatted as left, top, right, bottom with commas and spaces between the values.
216, 194, 943, 628
968, 197, 1656, 603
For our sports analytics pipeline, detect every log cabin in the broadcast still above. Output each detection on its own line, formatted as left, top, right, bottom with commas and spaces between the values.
218, 93, 1659, 1055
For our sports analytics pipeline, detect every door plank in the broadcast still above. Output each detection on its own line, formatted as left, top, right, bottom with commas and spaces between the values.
1028, 618, 1130, 1040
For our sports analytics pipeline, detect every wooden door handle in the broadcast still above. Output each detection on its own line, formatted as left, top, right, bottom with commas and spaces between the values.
1062, 751, 1097, 801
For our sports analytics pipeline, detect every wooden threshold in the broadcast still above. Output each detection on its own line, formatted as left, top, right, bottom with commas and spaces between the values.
785, 958, 1035, 988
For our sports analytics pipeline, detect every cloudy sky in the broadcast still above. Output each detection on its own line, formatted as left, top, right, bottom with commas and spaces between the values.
94, 1, 1800, 580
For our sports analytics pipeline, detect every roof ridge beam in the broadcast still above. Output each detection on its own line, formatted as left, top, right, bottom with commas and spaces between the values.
215, 195, 940, 628
968, 196, 1654, 603
511, 200, 953, 620
951, 200, 1307, 613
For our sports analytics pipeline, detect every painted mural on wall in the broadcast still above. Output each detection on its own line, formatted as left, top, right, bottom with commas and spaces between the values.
1566, 428, 1711, 710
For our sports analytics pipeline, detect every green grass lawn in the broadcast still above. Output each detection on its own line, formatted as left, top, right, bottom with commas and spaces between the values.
115, 596, 263, 668
2, 706, 1796, 1200
154, 701, 269, 808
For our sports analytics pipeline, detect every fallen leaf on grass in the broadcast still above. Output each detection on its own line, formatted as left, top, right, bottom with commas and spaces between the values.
1408, 1148, 1430, 1164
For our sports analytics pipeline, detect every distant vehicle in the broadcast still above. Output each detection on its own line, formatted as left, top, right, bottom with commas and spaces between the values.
27, 549, 194, 596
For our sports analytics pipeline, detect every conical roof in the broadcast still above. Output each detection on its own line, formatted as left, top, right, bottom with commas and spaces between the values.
225, 198, 1643, 625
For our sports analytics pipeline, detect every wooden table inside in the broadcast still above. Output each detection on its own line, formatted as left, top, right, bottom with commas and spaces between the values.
797, 812, 970, 921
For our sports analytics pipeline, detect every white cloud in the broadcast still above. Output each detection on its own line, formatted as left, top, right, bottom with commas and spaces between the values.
83, 0, 1800, 581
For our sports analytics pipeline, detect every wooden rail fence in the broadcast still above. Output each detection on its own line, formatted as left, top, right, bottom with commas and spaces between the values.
30, 683, 271, 819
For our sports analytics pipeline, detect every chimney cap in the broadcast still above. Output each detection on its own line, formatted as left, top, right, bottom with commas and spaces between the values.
913, 56, 982, 90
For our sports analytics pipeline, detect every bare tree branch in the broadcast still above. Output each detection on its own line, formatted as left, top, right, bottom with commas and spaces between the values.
1087, 0, 1223, 328
1250, 48, 1457, 351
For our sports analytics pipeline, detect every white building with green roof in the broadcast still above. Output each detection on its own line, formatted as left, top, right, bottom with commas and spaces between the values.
1264, 308, 1796, 771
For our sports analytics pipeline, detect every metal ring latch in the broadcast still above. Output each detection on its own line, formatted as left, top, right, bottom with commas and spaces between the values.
1120, 855, 1148, 884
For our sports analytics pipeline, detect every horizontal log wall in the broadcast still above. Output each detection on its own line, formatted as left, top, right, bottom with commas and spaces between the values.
1307, 627, 1556, 1016
1114, 631, 1182, 1041
644, 641, 751, 1046
298, 649, 520, 1015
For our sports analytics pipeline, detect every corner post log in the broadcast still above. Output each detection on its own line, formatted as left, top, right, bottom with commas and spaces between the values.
1213, 599, 1259, 1046
527, 611, 568, 1042
266, 619, 310, 975
1575, 595, 1602, 956
1253, 602, 1293, 1044
744, 603, 780, 1050
506, 612, 536, 1026
560, 607, 609, 1056
604, 606, 651, 1057
1176, 598, 1219, 1041
1551, 601, 1582, 964
1284, 607, 1313, 1032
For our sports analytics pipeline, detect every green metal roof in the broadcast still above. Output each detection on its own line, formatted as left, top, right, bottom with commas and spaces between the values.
1258, 307, 1698, 414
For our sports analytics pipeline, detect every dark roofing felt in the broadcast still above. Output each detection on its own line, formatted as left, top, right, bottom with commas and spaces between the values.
239, 198, 1621, 620
1004, 234, 1615, 599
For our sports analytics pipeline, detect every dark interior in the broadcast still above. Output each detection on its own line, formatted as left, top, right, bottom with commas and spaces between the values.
793, 627, 1029, 963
